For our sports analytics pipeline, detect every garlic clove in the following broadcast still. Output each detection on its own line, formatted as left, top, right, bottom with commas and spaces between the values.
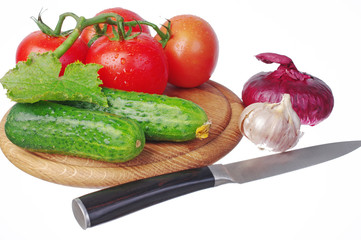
239, 94, 303, 152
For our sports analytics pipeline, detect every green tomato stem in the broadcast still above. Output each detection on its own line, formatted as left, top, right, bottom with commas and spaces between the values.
53, 17, 85, 58
31, 16, 56, 36
80, 13, 124, 31
53, 13, 122, 58
53, 12, 80, 36
124, 20, 171, 47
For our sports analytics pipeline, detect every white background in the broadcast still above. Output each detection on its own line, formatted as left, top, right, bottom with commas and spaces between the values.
0, 0, 360, 239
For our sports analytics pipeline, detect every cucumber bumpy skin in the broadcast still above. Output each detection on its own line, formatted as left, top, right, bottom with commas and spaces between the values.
61, 88, 211, 142
5, 101, 145, 162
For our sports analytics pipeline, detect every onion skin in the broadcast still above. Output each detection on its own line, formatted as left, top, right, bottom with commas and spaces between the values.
242, 53, 334, 126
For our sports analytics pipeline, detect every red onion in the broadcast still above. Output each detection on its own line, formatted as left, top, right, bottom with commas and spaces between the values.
242, 53, 334, 126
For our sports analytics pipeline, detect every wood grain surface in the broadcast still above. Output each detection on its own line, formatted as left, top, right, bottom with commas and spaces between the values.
0, 81, 244, 188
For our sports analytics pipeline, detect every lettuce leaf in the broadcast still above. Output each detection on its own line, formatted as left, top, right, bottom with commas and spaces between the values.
0, 52, 108, 107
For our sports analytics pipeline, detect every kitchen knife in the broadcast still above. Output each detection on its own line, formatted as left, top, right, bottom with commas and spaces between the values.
72, 141, 361, 229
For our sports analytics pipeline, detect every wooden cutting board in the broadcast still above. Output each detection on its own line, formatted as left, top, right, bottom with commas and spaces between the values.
0, 81, 244, 188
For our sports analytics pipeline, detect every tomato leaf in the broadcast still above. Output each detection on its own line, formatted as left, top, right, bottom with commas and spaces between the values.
0, 52, 108, 106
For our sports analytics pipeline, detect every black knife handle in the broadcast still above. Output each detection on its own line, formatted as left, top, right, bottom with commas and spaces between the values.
72, 166, 215, 229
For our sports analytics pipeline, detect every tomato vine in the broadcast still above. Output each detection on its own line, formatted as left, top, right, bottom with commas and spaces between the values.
31, 11, 171, 59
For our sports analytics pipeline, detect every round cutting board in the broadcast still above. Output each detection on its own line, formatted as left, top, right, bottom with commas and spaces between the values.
0, 81, 244, 188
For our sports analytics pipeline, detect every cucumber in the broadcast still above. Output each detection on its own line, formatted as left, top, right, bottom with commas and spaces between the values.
5, 101, 145, 162
60, 88, 210, 142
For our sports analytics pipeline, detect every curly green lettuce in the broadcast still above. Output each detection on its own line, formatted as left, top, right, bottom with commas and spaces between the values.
0, 52, 108, 107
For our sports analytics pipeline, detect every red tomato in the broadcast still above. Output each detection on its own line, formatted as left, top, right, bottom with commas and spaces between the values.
16, 31, 88, 76
81, 7, 150, 45
155, 15, 219, 88
85, 33, 168, 94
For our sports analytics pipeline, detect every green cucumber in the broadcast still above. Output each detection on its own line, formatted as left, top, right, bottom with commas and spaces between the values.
5, 101, 145, 162
61, 88, 210, 142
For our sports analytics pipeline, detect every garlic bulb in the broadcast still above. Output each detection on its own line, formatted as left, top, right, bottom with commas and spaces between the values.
239, 94, 303, 152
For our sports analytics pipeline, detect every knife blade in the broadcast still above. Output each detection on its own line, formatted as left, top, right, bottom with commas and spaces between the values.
72, 141, 361, 229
